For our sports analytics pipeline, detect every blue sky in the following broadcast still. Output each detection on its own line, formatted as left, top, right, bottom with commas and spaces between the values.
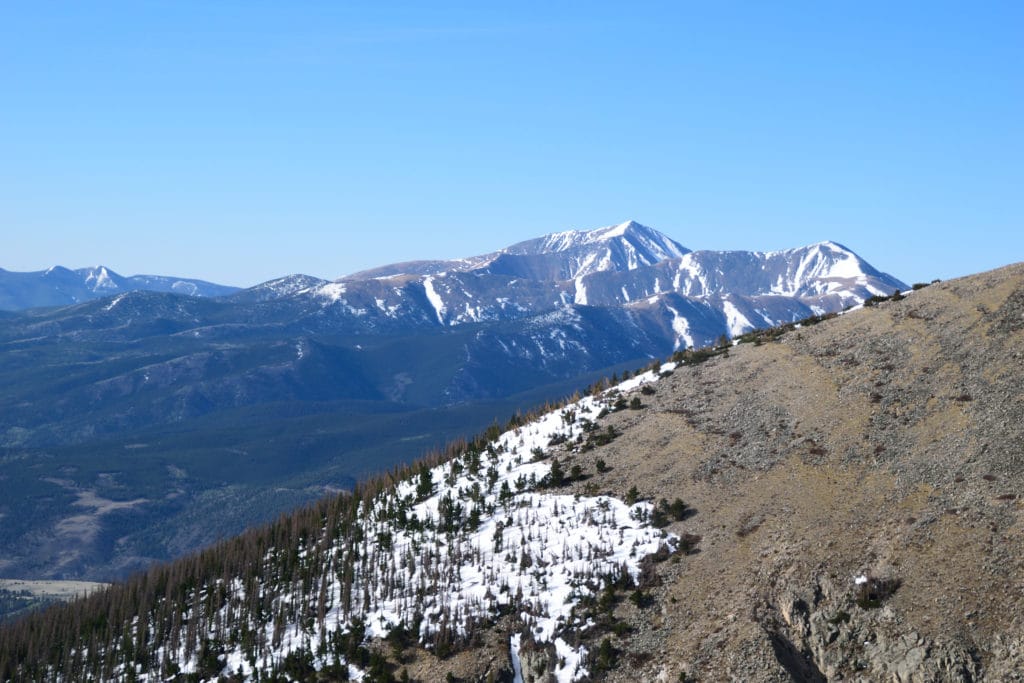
2, 1, 1021, 286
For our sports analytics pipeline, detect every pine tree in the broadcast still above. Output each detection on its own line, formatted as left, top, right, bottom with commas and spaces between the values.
548, 458, 565, 487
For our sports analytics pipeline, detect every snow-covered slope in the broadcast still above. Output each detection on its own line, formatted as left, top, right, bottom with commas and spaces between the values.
197, 367, 676, 683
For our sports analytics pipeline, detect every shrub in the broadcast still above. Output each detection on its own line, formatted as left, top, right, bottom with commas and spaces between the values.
855, 576, 901, 609
625, 486, 639, 505
281, 648, 316, 679
629, 590, 653, 608
196, 639, 226, 678
585, 425, 619, 449
678, 533, 702, 554
594, 637, 618, 671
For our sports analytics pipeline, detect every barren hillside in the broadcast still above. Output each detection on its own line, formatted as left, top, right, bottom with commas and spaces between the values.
535, 262, 1024, 681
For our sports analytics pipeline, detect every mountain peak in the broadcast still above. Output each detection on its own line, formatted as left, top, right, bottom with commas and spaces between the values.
592, 218, 640, 238
78, 265, 122, 291
488, 220, 690, 281
522, 219, 681, 253
812, 240, 854, 254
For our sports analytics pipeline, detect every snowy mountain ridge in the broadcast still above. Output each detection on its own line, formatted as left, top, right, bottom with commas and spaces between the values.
339, 219, 683, 282
275, 221, 905, 349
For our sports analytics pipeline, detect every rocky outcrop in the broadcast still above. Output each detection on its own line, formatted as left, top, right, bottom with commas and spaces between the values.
761, 578, 981, 682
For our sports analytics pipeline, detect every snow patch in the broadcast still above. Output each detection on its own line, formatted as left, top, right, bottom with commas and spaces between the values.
722, 299, 754, 337
422, 276, 447, 324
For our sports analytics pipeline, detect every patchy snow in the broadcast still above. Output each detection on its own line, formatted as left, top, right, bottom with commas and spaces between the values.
316, 282, 348, 303
574, 277, 588, 305
170, 280, 200, 296
722, 299, 754, 337
86, 266, 118, 291
667, 306, 695, 350
103, 293, 128, 311
673, 256, 709, 297
511, 633, 524, 683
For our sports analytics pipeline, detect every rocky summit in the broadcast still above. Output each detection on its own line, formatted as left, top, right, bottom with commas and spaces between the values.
1, 261, 1020, 681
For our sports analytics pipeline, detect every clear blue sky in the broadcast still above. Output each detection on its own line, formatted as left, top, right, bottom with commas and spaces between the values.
2, 1, 1021, 287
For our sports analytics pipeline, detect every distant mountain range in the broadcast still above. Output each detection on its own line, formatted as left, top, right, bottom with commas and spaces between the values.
2, 221, 903, 329
0, 220, 907, 580
0, 265, 239, 310
1, 221, 906, 407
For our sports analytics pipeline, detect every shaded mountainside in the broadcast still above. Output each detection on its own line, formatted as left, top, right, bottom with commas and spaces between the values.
1, 262, 1021, 681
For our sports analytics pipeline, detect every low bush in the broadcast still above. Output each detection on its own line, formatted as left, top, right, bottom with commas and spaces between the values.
855, 576, 901, 609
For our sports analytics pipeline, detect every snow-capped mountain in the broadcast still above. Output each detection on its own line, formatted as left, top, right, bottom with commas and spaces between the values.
1, 222, 907, 416
343, 220, 687, 281
0, 265, 239, 310
261, 221, 905, 348
481, 219, 690, 281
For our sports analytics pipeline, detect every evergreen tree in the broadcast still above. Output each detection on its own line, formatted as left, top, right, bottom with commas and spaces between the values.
548, 458, 565, 487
